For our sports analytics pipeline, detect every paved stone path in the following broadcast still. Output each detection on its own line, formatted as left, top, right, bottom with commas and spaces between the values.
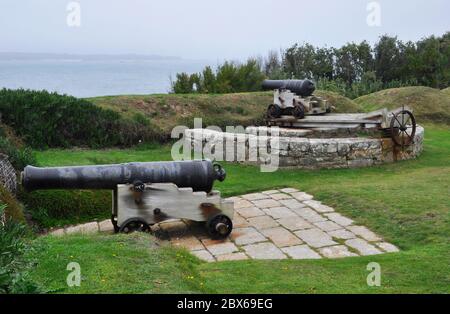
50, 188, 399, 262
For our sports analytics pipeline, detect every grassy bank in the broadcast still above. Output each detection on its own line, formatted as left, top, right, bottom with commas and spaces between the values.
89, 90, 362, 140
355, 86, 450, 124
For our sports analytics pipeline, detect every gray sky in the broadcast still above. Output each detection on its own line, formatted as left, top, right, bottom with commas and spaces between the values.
0, 0, 448, 61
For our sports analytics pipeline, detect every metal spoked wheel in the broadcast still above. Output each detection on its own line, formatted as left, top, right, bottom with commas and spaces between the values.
206, 214, 233, 239
119, 218, 150, 234
267, 104, 282, 119
390, 109, 416, 147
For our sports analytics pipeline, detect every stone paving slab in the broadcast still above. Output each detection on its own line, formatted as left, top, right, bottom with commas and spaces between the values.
277, 216, 313, 231
263, 206, 297, 219
241, 193, 270, 201
347, 225, 382, 242
278, 198, 305, 209
230, 227, 267, 246
248, 215, 279, 229
192, 250, 215, 262
327, 229, 356, 240
314, 220, 342, 232
345, 238, 382, 255
49, 188, 399, 263
202, 241, 239, 256
324, 213, 354, 227
243, 242, 287, 260
260, 227, 303, 247
252, 199, 282, 209
295, 228, 338, 248
282, 245, 321, 259
236, 206, 266, 218
171, 236, 205, 251
319, 245, 358, 258
293, 207, 328, 223
216, 252, 249, 261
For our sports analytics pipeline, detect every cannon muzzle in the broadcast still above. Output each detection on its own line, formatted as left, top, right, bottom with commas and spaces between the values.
262, 79, 315, 97
22, 160, 224, 193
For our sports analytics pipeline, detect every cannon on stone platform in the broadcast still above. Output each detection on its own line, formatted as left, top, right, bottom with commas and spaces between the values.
22, 160, 234, 238
262, 79, 332, 119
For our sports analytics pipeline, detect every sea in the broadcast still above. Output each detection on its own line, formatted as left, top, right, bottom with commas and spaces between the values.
0, 56, 211, 98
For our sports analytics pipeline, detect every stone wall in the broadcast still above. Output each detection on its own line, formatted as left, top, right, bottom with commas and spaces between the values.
0, 153, 17, 194
184, 126, 424, 170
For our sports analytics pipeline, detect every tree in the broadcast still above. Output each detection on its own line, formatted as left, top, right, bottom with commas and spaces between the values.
171, 72, 193, 93
264, 50, 285, 79
282, 43, 316, 79
374, 35, 402, 83
334, 43, 360, 84
237, 58, 266, 92
200, 66, 216, 93
313, 47, 334, 80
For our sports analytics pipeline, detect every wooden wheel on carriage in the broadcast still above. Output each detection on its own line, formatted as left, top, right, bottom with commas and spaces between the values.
389, 107, 417, 147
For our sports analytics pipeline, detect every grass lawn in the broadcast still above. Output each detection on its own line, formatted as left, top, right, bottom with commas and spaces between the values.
28, 124, 450, 293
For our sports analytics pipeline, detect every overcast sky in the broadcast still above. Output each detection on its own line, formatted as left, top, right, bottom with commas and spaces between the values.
0, 0, 448, 61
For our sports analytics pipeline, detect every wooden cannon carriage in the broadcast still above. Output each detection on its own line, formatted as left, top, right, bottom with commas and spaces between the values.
267, 106, 417, 148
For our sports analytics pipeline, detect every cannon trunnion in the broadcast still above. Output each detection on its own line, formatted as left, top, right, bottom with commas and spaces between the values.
22, 160, 234, 239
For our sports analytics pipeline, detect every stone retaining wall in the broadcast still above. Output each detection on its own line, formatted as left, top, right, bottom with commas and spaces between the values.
184, 125, 424, 169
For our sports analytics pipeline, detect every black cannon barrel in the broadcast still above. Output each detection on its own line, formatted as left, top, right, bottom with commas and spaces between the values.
22, 160, 225, 193
262, 79, 315, 97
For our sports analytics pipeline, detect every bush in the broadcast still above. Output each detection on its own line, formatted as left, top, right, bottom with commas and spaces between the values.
0, 89, 155, 149
0, 185, 25, 222
316, 74, 420, 99
171, 59, 266, 94
0, 136, 36, 170
19, 189, 111, 229
0, 203, 40, 293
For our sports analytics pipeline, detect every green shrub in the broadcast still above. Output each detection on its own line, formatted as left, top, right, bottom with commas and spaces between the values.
0, 136, 36, 170
0, 89, 155, 149
0, 204, 40, 293
171, 59, 266, 94
19, 189, 111, 228
0, 185, 25, 222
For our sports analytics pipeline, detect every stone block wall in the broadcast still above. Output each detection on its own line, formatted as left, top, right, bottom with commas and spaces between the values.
184, 126, 424, 170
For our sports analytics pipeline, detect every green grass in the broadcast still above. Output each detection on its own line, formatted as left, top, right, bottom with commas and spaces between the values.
27, 124, 450, 293
29, 233, 205, 293
29, 234, 449, 294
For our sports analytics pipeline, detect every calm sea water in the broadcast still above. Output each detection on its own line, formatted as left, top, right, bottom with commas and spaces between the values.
0, 59, 210, 98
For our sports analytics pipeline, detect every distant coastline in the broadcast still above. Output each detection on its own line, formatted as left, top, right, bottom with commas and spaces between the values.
0, 55, 210, 97
0, 52, 182, 62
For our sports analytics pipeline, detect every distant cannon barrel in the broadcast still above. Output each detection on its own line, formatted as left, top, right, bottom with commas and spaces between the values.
262, 79, 315, 97
22, 160, 225, 193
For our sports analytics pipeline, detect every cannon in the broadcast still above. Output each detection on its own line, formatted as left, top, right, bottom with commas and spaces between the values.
262, 79, 316, 97
22, 160, 234, 238
262, 79, 331, 120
